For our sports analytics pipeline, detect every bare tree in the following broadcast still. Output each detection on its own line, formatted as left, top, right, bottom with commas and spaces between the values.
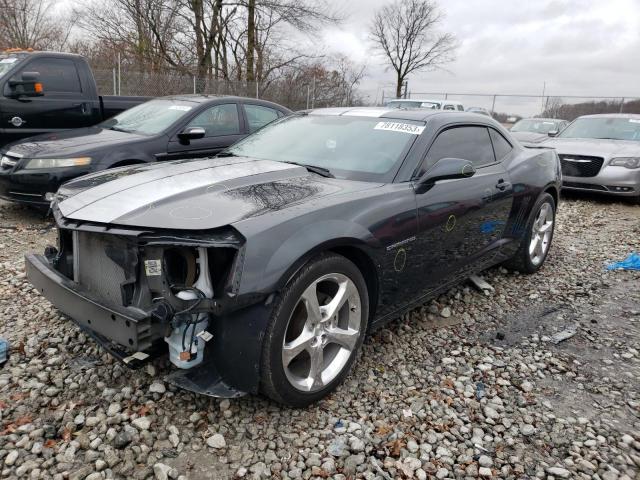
541, 96, 564, 118
244, 0, 340, 82
0, 0, 76, 50
334, 55, 366, 106
370, 0, 456, 98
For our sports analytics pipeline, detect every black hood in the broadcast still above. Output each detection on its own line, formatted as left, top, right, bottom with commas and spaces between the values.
3, 128, 146, 158
57, 157, 378, 230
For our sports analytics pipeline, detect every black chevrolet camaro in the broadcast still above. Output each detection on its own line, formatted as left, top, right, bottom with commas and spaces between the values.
26, 108, 561, 406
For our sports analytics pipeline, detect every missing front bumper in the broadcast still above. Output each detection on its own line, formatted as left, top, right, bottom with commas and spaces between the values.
25, 253, 157, 351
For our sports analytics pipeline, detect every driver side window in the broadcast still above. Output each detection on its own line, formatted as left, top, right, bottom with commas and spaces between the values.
185, 104, 240, 137
417, 126, 496, 177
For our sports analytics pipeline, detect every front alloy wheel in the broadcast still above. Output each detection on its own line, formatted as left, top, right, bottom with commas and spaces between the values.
282, 273, 361, 392
261, 253, 368, 407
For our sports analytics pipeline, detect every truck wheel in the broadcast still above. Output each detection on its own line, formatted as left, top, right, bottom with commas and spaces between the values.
503, 193, 556, 274
260, 253, 369, 407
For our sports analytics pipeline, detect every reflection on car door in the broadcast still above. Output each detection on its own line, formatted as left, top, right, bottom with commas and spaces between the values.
165, 103, 246, 159
411, 125, 514, 300
1, 57, 99, 144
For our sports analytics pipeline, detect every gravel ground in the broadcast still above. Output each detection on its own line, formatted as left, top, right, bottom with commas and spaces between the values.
0, 195, 639, 480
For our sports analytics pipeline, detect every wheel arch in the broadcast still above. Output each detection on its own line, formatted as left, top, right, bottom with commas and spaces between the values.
273, 239, 380, 322
543, 183, 559, 208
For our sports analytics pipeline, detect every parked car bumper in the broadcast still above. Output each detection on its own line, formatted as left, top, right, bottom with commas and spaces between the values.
562, 166, 640, 197
0, 166, 90, 206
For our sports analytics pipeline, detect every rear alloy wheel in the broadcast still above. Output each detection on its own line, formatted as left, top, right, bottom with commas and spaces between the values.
261, 254, 368, 407
503, 193, 556, 274
528, 201, 554, 267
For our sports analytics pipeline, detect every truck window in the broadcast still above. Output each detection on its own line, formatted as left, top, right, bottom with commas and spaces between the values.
21, 58, 82, 94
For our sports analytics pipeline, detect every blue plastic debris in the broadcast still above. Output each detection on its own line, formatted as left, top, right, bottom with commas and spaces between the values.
480, 220, 505, 234
0, 338, 8, 365
606, 252, 640, 271
475, 382, 486, 400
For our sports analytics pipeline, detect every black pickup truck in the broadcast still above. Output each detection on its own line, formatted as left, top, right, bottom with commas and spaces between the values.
0, 50, 147, 147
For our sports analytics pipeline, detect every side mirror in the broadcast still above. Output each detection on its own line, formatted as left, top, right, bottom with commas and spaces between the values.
8, 72, 43, 98
547, 129, 559, 137
178, 126, 205, 142
415, 158, 476, 193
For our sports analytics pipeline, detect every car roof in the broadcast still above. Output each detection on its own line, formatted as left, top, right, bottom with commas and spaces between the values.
305, 106, 490, 123
148, 95, 291, 111
387, 98, 463, 105
519, 117, 565, 122
577, 113, 640, 119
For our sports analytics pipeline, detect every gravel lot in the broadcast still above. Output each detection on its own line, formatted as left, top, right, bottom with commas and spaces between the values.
1, 195, 639, 480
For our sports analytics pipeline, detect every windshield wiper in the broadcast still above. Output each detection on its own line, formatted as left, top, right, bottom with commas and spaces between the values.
216, 151, 237, 157
109, 126, 132, 133
283, 161, 334, 178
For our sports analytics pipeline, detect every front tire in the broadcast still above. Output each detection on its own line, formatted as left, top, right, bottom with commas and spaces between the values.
503, 193, 556, 274
260, 253, 369, 407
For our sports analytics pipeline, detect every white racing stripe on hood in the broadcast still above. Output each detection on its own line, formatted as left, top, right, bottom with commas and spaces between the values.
60, 159, 299, 223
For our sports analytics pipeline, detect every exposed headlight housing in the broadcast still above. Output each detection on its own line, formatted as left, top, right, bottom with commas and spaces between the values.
609, 157, 640, 169
23, 157, 92, 169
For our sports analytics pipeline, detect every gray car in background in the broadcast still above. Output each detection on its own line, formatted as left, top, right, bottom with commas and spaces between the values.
510, 118, 569, 146
543, 114, 640, 203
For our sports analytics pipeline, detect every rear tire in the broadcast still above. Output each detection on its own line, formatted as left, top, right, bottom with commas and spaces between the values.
503, 193, 556, 274
260, 253, 369, 407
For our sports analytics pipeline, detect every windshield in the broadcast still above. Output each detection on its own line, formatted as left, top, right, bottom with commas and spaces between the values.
559, 117, 640, 141
0, 56, 19, 79
511, 119, 560, 134
226, 115, 424, 181
100, 98, 197, 135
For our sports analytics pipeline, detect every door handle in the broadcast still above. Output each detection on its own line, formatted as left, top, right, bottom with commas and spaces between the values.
495, 179, 511, 191
73, 103, 90, 115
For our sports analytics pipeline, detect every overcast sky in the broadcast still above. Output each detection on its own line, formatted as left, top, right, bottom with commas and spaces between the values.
315, 0, 640, 115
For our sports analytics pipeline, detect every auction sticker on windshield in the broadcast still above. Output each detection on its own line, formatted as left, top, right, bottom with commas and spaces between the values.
374, 121, 425, 135
168, 105, 192, 111
0, 58, 17, 64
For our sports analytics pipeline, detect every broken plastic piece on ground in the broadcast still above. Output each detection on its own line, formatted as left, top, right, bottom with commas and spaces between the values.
0, 338, 8, 364
606, 252, 640, 271
550, 325, 578, 344
476, 381, 486, 400
469, 274, 495, 293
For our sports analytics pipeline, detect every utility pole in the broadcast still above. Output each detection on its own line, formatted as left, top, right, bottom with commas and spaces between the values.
541, 81, 546, 113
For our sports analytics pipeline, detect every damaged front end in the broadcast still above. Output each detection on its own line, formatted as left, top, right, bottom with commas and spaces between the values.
25, 209, 261, 398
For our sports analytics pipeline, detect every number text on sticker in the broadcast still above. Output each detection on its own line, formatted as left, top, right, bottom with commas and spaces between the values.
374, 122, 425, 135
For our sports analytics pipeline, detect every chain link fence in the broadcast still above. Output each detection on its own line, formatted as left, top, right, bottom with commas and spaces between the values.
92, 68, 356, 111
380, 91, 640, 122
93, 67, 640, 121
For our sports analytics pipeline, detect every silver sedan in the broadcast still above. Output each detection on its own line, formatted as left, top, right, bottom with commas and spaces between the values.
543, 114, 640, 204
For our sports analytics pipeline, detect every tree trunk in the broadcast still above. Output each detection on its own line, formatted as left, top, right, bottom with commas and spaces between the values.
396, 73, 403, 99
246, 0, 256, 82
